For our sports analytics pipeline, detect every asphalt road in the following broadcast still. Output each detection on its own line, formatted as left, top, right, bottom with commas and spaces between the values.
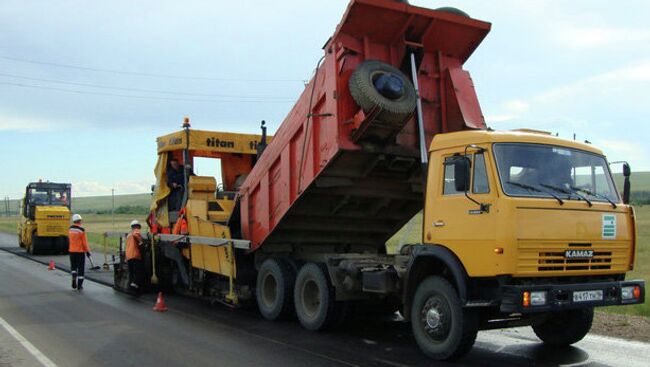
0, 232, 648, 367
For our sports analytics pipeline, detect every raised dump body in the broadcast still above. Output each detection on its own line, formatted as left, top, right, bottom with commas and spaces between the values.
240, 0, 491, 251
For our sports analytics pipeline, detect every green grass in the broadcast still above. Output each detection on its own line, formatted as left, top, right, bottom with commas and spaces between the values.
1, 186, 648, 316
1, 193, 151, 215
0, 213, 144, 251
613, 171, 650, 192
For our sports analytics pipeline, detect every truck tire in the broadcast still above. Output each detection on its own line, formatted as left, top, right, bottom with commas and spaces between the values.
532, 308, 594, 347
410, 276, 478, 360
29, 234, 40, 255
294, 262, 338, 331
349, 60, 417, 125
435, 7, 470, 18
256, 258, 296, 321
56, 237, 69, 255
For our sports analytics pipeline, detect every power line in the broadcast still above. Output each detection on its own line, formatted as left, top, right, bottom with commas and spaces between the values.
0, 72, 294, 100
0, 81, 295, 103
0, 55, 305, 83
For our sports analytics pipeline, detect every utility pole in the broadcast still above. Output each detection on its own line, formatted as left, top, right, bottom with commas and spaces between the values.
111, 188, 115, 229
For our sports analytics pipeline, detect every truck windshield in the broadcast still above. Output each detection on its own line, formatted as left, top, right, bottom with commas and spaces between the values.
493, 143, 620, 204
28, 187, 71, 208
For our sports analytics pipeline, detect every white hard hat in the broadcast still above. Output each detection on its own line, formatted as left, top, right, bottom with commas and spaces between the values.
72, 214, 82, 222
130, 220, 141, 227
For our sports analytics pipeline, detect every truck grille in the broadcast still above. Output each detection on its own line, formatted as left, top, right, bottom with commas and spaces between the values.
517, 241, 629, 275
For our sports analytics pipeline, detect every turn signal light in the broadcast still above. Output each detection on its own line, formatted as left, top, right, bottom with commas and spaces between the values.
523, 291, 530, 307
633, 286, 641, 299
494, 247, 504, 254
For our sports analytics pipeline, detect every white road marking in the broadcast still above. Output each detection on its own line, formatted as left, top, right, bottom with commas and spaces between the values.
0, 316, 58, 367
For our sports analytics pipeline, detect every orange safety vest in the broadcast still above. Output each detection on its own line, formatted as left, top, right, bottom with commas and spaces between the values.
126, 229, 143, 260
68, 225, 90, 253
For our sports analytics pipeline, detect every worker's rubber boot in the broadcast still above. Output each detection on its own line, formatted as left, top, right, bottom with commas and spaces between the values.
77, 278, 84, 291
71, 275, 77, 290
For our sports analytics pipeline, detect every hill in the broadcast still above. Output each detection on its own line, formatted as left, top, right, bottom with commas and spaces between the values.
2, 193, 151, 216
613, 171, 650, 192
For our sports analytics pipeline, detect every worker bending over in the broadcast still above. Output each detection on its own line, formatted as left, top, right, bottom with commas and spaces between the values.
68, 214, 91, 290
126, 220, 144, 290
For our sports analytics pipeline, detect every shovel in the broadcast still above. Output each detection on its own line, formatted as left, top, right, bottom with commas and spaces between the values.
87, 255, 101, 270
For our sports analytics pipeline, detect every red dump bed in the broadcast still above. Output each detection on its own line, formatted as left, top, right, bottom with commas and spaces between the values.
240, 0, 491, 251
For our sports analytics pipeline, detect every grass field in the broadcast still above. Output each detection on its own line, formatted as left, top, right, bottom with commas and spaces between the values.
613, 171, 650, 192
0, 213, 146, 252
1, 185, 648, 317
2, 193, 151, 215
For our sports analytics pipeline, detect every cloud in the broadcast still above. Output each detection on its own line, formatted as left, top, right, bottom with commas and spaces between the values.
74, 180, 151, 197
535, 60, 650, 103
552, 25, 650, 49
0, 114, 82, 132
597, 140, 644, 158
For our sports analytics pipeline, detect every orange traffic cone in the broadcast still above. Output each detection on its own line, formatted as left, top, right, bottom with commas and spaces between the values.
47, 260, 55, 270
153, 292, 168, 312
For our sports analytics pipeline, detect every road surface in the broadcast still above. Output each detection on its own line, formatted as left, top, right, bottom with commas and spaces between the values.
0, 232, 648, 366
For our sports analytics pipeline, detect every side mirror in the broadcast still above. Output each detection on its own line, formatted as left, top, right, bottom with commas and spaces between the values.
623, 162, 631, 204
448, 156, 471, 192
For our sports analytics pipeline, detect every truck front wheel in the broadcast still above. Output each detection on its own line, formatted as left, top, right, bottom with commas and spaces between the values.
410, 276, 478, 361
256, 258, 296, 321
532, 308, 593, 347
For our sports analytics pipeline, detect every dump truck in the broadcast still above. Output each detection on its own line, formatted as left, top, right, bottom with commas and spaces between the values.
18, 181, 71, 255
114, 0, 645, 360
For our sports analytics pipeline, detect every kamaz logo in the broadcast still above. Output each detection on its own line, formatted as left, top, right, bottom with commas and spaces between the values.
565, 250, 594, 259
206, 137, 235, 148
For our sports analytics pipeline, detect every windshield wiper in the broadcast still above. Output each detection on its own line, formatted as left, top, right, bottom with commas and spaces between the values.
506, 181, 564, 205
541, 183, 592, 207
570, 186, 617, 209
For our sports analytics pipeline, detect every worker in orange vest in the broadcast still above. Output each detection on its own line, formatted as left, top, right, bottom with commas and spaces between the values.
68, 214, 91, 290
126, 220, 144, 290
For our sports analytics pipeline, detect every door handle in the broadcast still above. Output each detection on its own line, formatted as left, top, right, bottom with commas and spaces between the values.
433, 220, 445, 227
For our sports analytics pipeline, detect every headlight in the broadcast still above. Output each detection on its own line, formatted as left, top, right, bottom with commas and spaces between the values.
530, 291, 547, 306
622, 286, 641, 300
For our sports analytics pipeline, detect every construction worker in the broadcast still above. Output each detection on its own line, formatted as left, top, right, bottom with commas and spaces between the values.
126, 219, 144, 290
167, 158, 184, 211
68, 214, 91, 290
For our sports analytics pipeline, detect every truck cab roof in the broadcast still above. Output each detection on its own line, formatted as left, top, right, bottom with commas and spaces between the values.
430, 129, 604, 156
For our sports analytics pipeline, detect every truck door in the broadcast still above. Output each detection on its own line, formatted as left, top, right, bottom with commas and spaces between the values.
424, 148, 499, 277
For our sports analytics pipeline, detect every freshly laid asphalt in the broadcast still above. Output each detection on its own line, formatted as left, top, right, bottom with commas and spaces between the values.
0, 232, 648, 367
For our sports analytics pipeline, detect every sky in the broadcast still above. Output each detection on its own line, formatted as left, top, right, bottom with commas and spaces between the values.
1, 0, 649, 199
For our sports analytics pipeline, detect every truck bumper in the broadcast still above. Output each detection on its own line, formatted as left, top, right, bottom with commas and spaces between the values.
500, 280, 645, 314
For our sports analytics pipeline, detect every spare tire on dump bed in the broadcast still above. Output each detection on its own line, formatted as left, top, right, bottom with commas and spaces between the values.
349, 60, 417, 125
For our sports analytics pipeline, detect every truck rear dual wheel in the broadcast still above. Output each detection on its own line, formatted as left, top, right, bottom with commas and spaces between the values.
256, 258, 296, 321
532, 308, 594, 347
294, 262, 342, 331
411, 276, 478, 361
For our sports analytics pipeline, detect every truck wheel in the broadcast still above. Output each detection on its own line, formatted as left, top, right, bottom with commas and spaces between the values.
532, 308, 594, 347
294, 263, 338, 330
256, 258, 296, 321
56, 237, 69, 255
349, 60, 417, 124
435, 7, 470, 18
410, 276, 478, 360
28, 235, 40, 255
